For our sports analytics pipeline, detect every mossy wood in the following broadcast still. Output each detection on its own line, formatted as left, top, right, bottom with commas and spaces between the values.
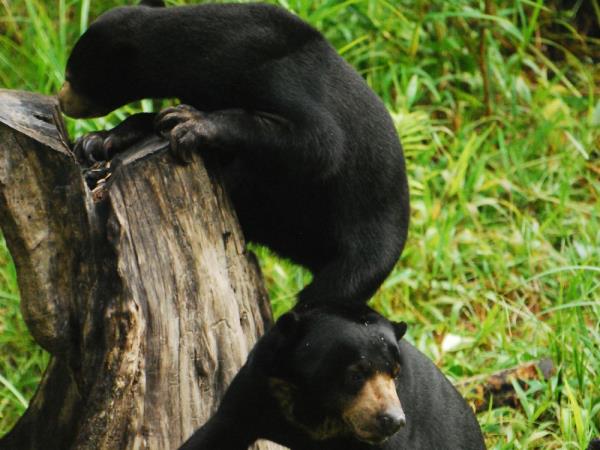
0, 89, 285, 450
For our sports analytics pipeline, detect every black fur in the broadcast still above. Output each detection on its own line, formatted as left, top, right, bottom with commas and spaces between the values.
62, 3, 410, 307
139, 0, 164, 6
178, 305, 486, 450
588, 438, 600, 450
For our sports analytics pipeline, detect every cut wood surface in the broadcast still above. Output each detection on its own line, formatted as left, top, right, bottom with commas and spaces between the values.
0, 89, 286, 450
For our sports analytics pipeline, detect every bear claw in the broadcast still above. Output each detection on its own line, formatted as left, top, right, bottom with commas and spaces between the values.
155, 104, 213, 164
74, 132, 109, 165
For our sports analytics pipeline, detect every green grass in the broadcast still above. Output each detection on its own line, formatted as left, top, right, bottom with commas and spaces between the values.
1, 0, 599, 448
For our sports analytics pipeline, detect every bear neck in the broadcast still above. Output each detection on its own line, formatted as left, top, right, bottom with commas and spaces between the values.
268, 377, 350, 441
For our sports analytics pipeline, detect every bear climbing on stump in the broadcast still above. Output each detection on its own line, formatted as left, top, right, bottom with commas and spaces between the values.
58, 1, 410, 309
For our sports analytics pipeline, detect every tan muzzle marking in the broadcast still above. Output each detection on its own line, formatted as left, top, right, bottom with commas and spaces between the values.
58, 81, 109, 118
342, 372, 404, 442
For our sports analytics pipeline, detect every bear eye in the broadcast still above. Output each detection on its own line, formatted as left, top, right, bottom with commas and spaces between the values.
392, 364, 401, 378
350, 369, 364, 382
346, 366, 366, 387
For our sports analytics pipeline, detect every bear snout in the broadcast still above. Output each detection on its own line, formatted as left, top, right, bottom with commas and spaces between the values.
377, 407, 405, 436
58, 81, 111, 118
342, 372, 405, 443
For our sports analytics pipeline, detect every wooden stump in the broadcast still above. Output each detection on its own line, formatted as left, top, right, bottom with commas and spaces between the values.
0, 89, 285, 450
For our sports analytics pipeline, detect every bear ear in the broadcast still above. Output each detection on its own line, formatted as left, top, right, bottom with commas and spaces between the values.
392, 321, 408, 341
139, 0, 165, 7
259, 311, 300, 375
276, 311, 300, 337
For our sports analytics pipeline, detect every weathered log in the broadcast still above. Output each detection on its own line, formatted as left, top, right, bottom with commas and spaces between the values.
456, 358, 555, 413
0, 89, 285, 450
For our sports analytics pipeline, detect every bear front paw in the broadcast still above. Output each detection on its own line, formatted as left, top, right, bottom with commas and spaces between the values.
155, 105, 216, 164
74, 126, 146, 166
74, 131, 111, 165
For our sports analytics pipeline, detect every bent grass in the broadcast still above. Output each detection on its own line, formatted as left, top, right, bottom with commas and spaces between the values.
0, 1, 598, 448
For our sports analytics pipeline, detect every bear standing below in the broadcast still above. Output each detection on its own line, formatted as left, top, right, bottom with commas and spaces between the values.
178, 305, 486, 450
58, 1, 409, 308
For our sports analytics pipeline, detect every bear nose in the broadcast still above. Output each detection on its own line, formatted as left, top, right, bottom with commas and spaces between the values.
377, 408, 406, 436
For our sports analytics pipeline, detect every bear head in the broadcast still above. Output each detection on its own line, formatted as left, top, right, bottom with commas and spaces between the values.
58, 5, 156, 118
259, 305, 408, 445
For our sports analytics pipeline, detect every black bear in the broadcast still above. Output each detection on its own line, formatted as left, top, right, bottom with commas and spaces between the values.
178, 304, 486, 450
58, 1, 410, 307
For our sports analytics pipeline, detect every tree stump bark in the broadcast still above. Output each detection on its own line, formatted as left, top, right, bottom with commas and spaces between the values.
0, 89, 285, 450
